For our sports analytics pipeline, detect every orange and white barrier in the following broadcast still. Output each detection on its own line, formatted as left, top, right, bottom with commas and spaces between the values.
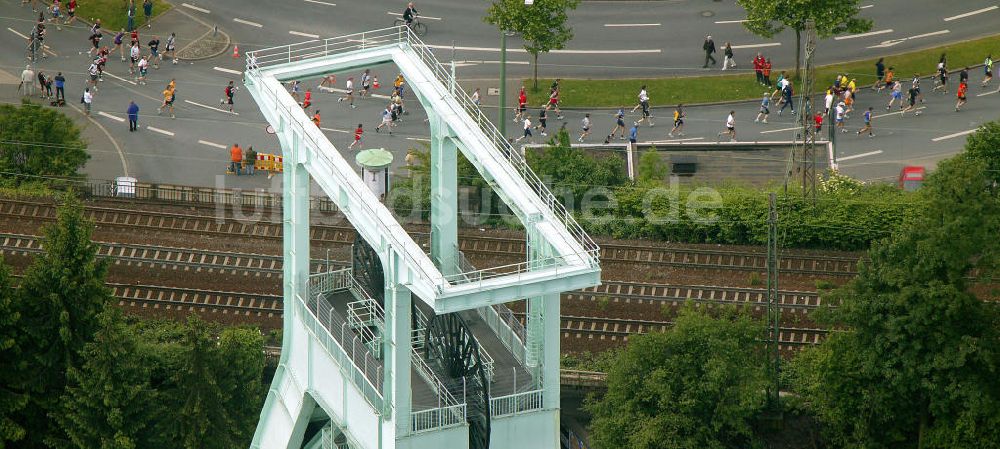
255, 153, 284, 173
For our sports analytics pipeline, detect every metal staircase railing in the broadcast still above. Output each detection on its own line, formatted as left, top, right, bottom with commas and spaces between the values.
246, 26, 600, 289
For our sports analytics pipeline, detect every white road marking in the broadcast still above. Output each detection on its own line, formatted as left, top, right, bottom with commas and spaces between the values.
198, 140, 228, 149
931, 128, 979, 142
944, 5, 998, 21
213, 66, 243, 75
289, 30, 320, 39
860, 4, 874, 8
874, 106, 925, 118
838, 150, 883, 161
649, 137, 704, 143
730, 42, 781, 49
184, 99, 240, 115
424, 43, 660, 55
406, 137, 431, 142
387, 11, 442, 20
759, 126, 800, 134
714, 19, 747, 24
304, 0, 336, 5
102, 71, 137, 85
977, 89, 1000, 97
233, 18, 263, 28
454, 60, 530, 67
181, 2, 210, 13
320, 127, 349, 134
834, 29, 893, 40
146, 126, 175, 136
604, 23, 661, 27
98, 111, 126, 122
868, 30, 949, 49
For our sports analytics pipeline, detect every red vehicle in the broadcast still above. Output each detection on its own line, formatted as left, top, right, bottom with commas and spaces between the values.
898, 166, 925, 191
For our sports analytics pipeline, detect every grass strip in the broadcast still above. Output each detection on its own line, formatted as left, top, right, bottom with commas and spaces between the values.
72, 0, 172, 33
532, 33, 1000, 108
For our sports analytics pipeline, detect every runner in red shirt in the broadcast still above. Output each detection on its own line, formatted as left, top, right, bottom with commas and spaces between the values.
515, 86, 527, 123
349, 123, 364, 149
302, 89, 312, 111
955, 81, 968, 111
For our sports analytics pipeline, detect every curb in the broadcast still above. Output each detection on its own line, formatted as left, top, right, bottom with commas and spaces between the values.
172, 7, 231, 61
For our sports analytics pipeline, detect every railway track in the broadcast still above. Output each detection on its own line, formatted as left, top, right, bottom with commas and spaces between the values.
0, 198, 861, 277
573, 281, 823, 310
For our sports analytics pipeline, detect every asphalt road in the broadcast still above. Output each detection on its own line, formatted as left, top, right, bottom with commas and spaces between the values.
0, 0, 997, 192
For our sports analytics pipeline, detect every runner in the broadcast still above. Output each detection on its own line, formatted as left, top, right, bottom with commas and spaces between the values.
886, 81, 902, 111
824, 89, 834, 115
633, 85, 653, 127
164, 32, 177, 64
668, 104, 685, 137
136, 55, 148, 85
471, 88, 481, 106
221, 80, 236, 113
933, 60, 948, 94
628, 121, 638, 146
360, 69, 372, 97
883, 66, 895, 92
289, 80, 302, 103
49, 0, 62, 30
843, 88, 854, 116
376, 105, 393, 133
754, 93, 770, 124
834, 102, 846, 133
393, 73, 406, 97
158, 81, 176, 118
312, 110, 321, 127
901, 83, 920, 116
959, 67, 969, 85
82, 87, 93, 116
128, 41, 140, 75
609, 106, 626, 140
955, 80, 968, 111
65, 0, 77, 25
578, 113, 591, 142
873, 58, 886, 92
545, 85, 563, 119
514, 114, 532, 143
319, 74, 337, 89
535, 107, 548, 137
717, 110, 736, 142
87, 26, 102, 57
857, 107, 874, 137
113, 29, 126, 61
514, 86, 527, 123
910, 73, 923, 104
87, 60, 99, 91
778, 80, 794, 115
302, 88, 312, 111
338, 77, 356, 108
813, 112, 823, 134
982, 55, 993, 88
771, 71, 786, 101
148, 35, 160, 68
349, 124, 364, 149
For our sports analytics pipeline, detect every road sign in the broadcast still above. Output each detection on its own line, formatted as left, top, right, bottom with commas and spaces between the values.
265, 124, 276, 134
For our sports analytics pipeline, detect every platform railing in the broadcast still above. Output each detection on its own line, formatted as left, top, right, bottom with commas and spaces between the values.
490, 389, 543, 418
246, 27, 600, 289
457, 248, 529, 365
411, 403, 466, 433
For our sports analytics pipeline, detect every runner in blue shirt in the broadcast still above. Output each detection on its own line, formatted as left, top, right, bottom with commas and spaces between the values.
856, 107, 874, 138
755, 93, 770, 124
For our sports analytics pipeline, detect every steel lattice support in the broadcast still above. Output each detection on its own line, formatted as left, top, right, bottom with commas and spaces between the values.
766, 193, 780, 407
799, 20, 818, 202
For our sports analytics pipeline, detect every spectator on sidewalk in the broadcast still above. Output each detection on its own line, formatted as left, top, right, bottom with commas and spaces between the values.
143, 0, 153, 28
127, 100, 139, 131
126, 0, 136, 31
19, 65, 34, 96
54, 72, 65, 103
229, 143, 243, 175
702, 35, 716, 68
244, 146, 257, 176
82, 87, 93, 116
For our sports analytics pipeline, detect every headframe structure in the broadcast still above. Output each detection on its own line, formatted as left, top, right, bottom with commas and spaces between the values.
244, 27, 601, 449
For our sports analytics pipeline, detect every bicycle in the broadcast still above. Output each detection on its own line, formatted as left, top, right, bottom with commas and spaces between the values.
393, 15, 427, 37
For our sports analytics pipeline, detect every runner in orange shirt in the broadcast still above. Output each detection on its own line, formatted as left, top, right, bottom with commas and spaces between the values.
302, 88, 312, 111
312, 110, 321, 127
955, 81, 968, 111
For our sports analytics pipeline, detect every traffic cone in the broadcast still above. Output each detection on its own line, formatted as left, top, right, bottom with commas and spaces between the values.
232, 44, 240, 59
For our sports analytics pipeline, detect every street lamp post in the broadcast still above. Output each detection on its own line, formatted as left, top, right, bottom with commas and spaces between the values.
499, 30, 507, 138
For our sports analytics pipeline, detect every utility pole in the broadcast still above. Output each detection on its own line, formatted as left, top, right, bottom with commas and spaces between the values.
766, 192, 780, 409
799, 20, 818, 203
499, 30, 507, 138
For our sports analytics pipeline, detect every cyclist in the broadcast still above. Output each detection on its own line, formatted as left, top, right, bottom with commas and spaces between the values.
403, 2, 418, 27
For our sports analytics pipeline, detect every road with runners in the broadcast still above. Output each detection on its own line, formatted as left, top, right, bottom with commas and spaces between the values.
0, 0, 997, 191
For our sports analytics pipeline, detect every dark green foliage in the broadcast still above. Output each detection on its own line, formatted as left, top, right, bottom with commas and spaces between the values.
55, 308, 155, 449
587, 306, 768, 449
13, 196, 109, 449
636, 149, 668, 184
789, 143, 1000, 448
959, 121, 1000, 189
218, 328, 266, 446
0, 101, 89, 184
0, 259, 26, 448
171, 316, 237, 449
526, 129, 627, 204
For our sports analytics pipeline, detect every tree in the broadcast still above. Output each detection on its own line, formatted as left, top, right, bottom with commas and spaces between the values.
736, 0, 872, 79
636, 148, 668, 183
484, 0, 581, 90
171, 316, 235, 449
0, 258, 27, 449
0, 101, 89, 185
13, 195, 110, 449
587, 306, 769, 449
526, 129, 626, 203
961, 121, 1000, 188
218, 328, 266, 447
789, 152, 1000, 448
54, 308, 155, 449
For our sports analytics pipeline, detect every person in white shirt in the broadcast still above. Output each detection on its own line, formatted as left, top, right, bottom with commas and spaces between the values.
376, 105, 393, 134
20, 65, 35, 96
578, 113, 591, 142
717, 110, 736, 142
834, 102, 846, 133
82, 87, 93, 115
471, 88, 480, 106
824, 90, 834, 115
338, 77, 355, 108
515, 115, 532, 143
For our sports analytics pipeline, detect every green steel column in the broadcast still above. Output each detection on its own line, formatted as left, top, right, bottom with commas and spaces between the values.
524, 213, 547, 382
499, 31, 507, 138
285, 129, 311, 328
384, 250, 412, 438
429, 113, 459, 276
541, 292, 561, 409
